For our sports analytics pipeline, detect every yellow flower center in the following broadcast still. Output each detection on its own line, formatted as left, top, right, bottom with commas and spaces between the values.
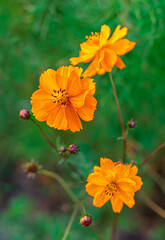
104, 182, 117, 197
86, 32, 100, 41
52, 89, 69, 105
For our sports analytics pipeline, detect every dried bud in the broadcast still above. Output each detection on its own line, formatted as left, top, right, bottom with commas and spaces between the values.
60, 146, 67, 153
23, 162, 42, 178
131, 160, 136, 165
80, 214, 92, 227
19, 109, 30, 120
114, 161, 121, 166
128, 120, 136, 129
68, 144, 79, 154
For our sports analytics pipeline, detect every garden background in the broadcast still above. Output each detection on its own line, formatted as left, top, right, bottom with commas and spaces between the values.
0, 0, 165, 239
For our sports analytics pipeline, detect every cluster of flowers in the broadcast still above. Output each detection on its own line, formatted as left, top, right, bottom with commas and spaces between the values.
28, 25, 142, 214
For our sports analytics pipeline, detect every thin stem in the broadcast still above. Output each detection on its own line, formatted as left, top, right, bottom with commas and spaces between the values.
30, 118, 58, 151
140, 193, 165, 219
39, 169, 86, 214
145, 166, 165, 194
138, 142, 165, 169
91, 224, 106, 240
111, 213, 119, 240
109, 72, 127, 163
62, 206, 79, 240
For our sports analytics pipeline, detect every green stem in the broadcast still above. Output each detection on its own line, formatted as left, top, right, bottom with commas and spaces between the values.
109, 73, 127, 163
62, 206, 79, 240
30, 118, 58, 152
39, 169, 86, 214
145, 166, 165, 193
140, 193, 165, 219
138, 142, 165, 169
110, 213, 119, 240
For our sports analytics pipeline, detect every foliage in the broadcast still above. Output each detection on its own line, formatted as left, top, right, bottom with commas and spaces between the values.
0, 0, 165, 239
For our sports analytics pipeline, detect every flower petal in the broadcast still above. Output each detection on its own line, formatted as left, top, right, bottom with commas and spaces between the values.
110, 194, 124, 213
67, 70, 83, 96
56, 73, 68, 90
132, 176, 143, 191
108, 25, 127, 44
117, 178, 136, 192
93, 166, 101, 172
115, 56, 125, 69
46, 104, 61, 127
70, 90, 88, 108
127, 41, 136, 52
109, 39, 136, 56
129, 165, 138, 177
82, 77, 96, 94
31, 99, 54, 122
52, 106, 68, 130
65, 104, 82, 132
93, 190, 110, 207
72, 66, 83, 77
100, 158, 115, 181
95, 50, 105, 71
39, 69, 59, 93
117, 189, 135, 208
82, 50, 105, 77
100, 24, 111, 46
77, 93, 97, 121
87, 172, 109, 185
31, 89, 53, 100
85, 182, 104, 197
82, 60, 97, 77
102, 49, 117, 72
70, 51, 95, 66
80, 41, 99, 54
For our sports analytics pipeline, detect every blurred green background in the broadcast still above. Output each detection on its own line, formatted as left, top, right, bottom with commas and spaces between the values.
0, 0, 165, 239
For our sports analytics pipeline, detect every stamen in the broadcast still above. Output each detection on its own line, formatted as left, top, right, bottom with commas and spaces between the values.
104, 183, 117, 197
86, 32, 100, 41
52, 89, 69, 105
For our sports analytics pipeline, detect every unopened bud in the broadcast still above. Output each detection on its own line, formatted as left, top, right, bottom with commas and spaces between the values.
60, 146, 67, 153
114, 161, 121, 166
68, 144, 79, 154
128, 120, 136, 129
131, 160, 136, 165
19, 109, 30, 120
80, 214, 92, 227
23, 162, 42, 178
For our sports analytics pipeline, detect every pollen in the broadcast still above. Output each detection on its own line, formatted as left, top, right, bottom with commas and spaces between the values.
86, 32, 100, 41
52, 89, 69, 105
104, 182, 117, 197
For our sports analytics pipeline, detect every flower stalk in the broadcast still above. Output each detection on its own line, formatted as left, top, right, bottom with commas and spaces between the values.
30, 118, 58, 152
109, 73, 127, 163
62, 206, 79, 240
39, 169, 86, 214
145, 166, 165, 194
140, 193, 165, 219
111, 213, 119, 240
138, 142, 165, 169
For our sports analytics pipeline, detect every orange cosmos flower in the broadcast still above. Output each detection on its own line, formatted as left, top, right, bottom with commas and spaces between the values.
70, 25, 136, 77
85, 158, 143, 213
30, 66, 97, 132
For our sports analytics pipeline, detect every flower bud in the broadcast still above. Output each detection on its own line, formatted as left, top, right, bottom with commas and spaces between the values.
131, 160, 136, 165
80, 214, 92, 227
128, 120, 136, 128
19, 109, 30, 120
60, 146, 67, 153
68, 144, 79, 154
23, 162, 42, 178
114, 161, 121, 166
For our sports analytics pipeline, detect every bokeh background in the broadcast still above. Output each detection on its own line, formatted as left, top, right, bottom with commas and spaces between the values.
0, 0, 165, 239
